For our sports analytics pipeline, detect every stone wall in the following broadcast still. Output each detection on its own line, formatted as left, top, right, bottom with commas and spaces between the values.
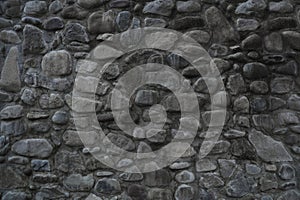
0, 0, 300, 199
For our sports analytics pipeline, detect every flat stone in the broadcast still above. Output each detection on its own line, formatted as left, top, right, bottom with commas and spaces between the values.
260, 173, 278, 191
276, 61, 298, 76
248, 129, 293, 162
235, 0, 267, 15
143, 0, 174, 16
183, 30, 211, 44
199, 173, 224, 188
1, 119, 27, 136
12, 139, 53, 158
107, 133, 135, 151
109, 0, 130, 8
169, 16, 204, 30
23, 25, 47, 55
144, 17, 167, 28
269, 96, 286, 111
175, 184, 194, 200
0, 105, 23, 120
196, 159, 217, 172
268, 17, 297, 31
0, 18, 13, 29
0, 46, 21, 92
227, 74, 246, 95
237, 18, 260, 31
78, 0, 104, 9
224, 129, 246, 139
246, 164, 261, 175
88, 10, 115, 34
24, 1, 47, 16
269, 1, 293, 13
206, 6, 238, 43
243, 62, 268, 79
176, 0, 201, 13
175, 170, 195, 183
282, 31, 300, 50
271, 77, 294, 94
63, 174, 94, 192
43, 17, 64, 30
42, 50, 72, 76
170, 162, 191, 170
94, 178, 121, 195
231, 138, 257, 160
8, 156, 29, 165
31, 159, 50, 172
250, 81, 269, 94
55, 150, 85, 172
0, 30, 21, 44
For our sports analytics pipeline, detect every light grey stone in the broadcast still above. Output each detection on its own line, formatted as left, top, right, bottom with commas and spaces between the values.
269, 1, 293, 13
24, 1, 47, 16
63, 174, 94, 191
42, 50, 72, 76
176, 1, 201, 13
175, 184, 194, 200
196, 159, 217, 172
237, 18, 260, 31
0, 105, 23, 120
143, 0, 175, 16
175, 170, 195, 183
271, 77, 294, 94
235, 0, 267, 15
12, 139, 53, 158
199, 173, 224, 188
0, 30, 21, 44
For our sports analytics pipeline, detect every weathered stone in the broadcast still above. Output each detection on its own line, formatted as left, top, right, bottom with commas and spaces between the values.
271, 77, 294, 94
107, 133, 135, 151
249, 129, 293, 162
109, 0, 130, 8
218, 159, 237, 178
265, 32, 283, 52
116, 11, 132, 32
1, 119, 27, 136
176, 1, 201, 13
175, 170, 195, 183
235, 0, 267, 15
251, 97, 267, 112
2, 191, 28, 200
169, 16, 204, 30
143, 0, 174, 16
194, 77, 219, 94
55, 150, 85, 172
206, 6, 238, 43
227, 74, 246, 95
144, 17, 167, 28
21, 88, 36, 105
282, 31, 300, 50
199, 173, 224, 188
0, 165, 27, 189
0, 18, 13, 29
63, 23, 89, 44
39, 93, 64, 109
224, 129, 246, 139
241, 34, 262, 50
250, 81, 269, 94
260, 173, 278, 191
12, 139, 53, 158
243, 62, 268, 79
23, 25, 47, 55
246, 164, 261, 175
276, 61, 298, 76
183, 30, 211, 44
31, 159, 50, 172
42, 50, 72, 76
226, 173, 253, 197
269, 96, 286, 111
4, 0, 21, 18
288, 94, 300, 111
0, 46, 21, 92
0, 30, 20, 44
49, 0, 63, 14
145, 169, 171, 187
24, 1, 47, 16
8, 156, 29, 165
61, 5, 89, 20
237, 18, 260, 31
269, 1, 293, 13
233, 96, 249, 113
88, 10, 115, 34
78, 0, 104, 9
43, 17, 64, 30
170, 162, 191, 170
231, 138, 257, 160
0, 105, 23, 120
278, 164, 295, 180
94, 178, 121, 195
52, 110, 69, 125
63, 174, 94, 192
268, 17, 297, 31
174, 184, 194, 200
145, 31, 178, 50
196, 159, 217, 172
277, 190, 300, 200
148, 188, 172, 200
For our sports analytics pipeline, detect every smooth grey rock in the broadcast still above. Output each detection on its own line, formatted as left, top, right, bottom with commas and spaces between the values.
260, 173, 278, 191
196, 159, 217, 172
248, 129, 293, 162
176, 1, 201, 13
116, 11, 131, 32
288, 94, 300, 111
0, 46, 21, 92
241, 34, 262, 50
250, 81, 269, 94
243, 62, 268, 79
218, 159, 237, 178
265, 32, 283, 52
12, 139, 53, 158
246, 164, 261, 175
175, 170, 195, 183
63, 174, 94, 191
174, 184, 194, 200
23, 25, 47, 55
49, 0, 63, 14
148, 188, 172, 200
144, 17, 167, 28
170, 162, 191, 170
237, 18, 260, 31
0, 119, 27, 136
0, 18, 13, 29
278, 164, 295, 180
224, 129, 246, 139
269, 1, 293, 13
78, 0, 104, 9
52, 110, 69, 125
0, 30, 20, 44
227, 74, 246, 95
282, 31, 300, 50
0, 105, 23, 120
109, 0, 130, 8
88, 10, 115, 34
94, 178, 121, 195
43, 17, 64, 30
31, 159, 50, 172
143, 0, 174, 16
21, 16, 42, 26
42, 50, 72, 76
206, 6, 238, 43
226, 173, 253, 197
24, 1, 47, 16
235, 0, 267, 15
271, 77, 294, 94
199, 173, 224, 188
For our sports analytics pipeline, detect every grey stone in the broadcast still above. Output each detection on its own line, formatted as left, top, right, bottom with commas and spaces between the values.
78, 0, 104, 9
175, 170, 195, 183
119, 170, 144, 182
135, 90, 158, 106
85, 194, 103, 200
260, 173, 278, 191
183, 30, 211, 44
107, 133, 135, 151
94, 178, 121, 195
12, 139, 53, 158
269, 96, 286, 111
43, 17, 64, 30
148, 188, 172, 200
206, 6, 238, 43
282, 31, 300, 50
2, 191, 28, 200
251, 97, 267, 112
143, 0, 174, 16
269, 1, 293, 13
21, 16, 42, 26
218, 159, 237, 178
145, 169, 171, 187
103, 63, 120, 80
39, 93, 64, 109
288, 94, 300, 111
8, 156, 29, 165
194, 77, 219, 94
116, 11, 132, 32
241, 34, 262, 50
237, 18, 260, 31
109, 0, 130, 8
1, 119, 27, 136
246, 164, 261, 175
277, 190, 300, 200
250, 81, 269, 94
42, 50, 72, 76
170, 162, 191, 170
226, 173, 253, 197
127, 184, 147, 200
52, 110, 69, 125
235, 0, 267, 15
265, 32, 283, 52
224, 129, 246, 139
243, 62, 268, 79
88, 10, 115, 34
55, 150, 86, 172
63, 174, 94, 192
231, 138, 257, 160
0, 165, 27, 189
248, 129, 293, 162
31, 159, 50, 172
227, 74, 246, 95
199, 173, 224, 188
276, 61, 298, 76
196, 159, 217, 172
24, 1, 47, 16
174, 184, 194, 200
278, 163, 295, 180
271, 77, 294, 94
0, 30, 20, 44
0, 18, 13, 29
61, 4, 89, 20
49, 0, 63, 14
176, 1, 201, 13
169, 16, 204, 30
268, 17, 297, 31
0, 46, 21, 92
233, 96, 250, 113
144, 17, 167, 28
0, 105, 23, 120
23, 25, 47, 55
63, 23, 89, 44
21, 88, 36, 105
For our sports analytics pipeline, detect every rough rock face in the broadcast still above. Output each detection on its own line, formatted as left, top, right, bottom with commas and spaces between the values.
0, 0, 299, 199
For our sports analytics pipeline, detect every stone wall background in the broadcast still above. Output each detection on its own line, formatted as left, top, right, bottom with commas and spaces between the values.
0, 0, 300, 199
